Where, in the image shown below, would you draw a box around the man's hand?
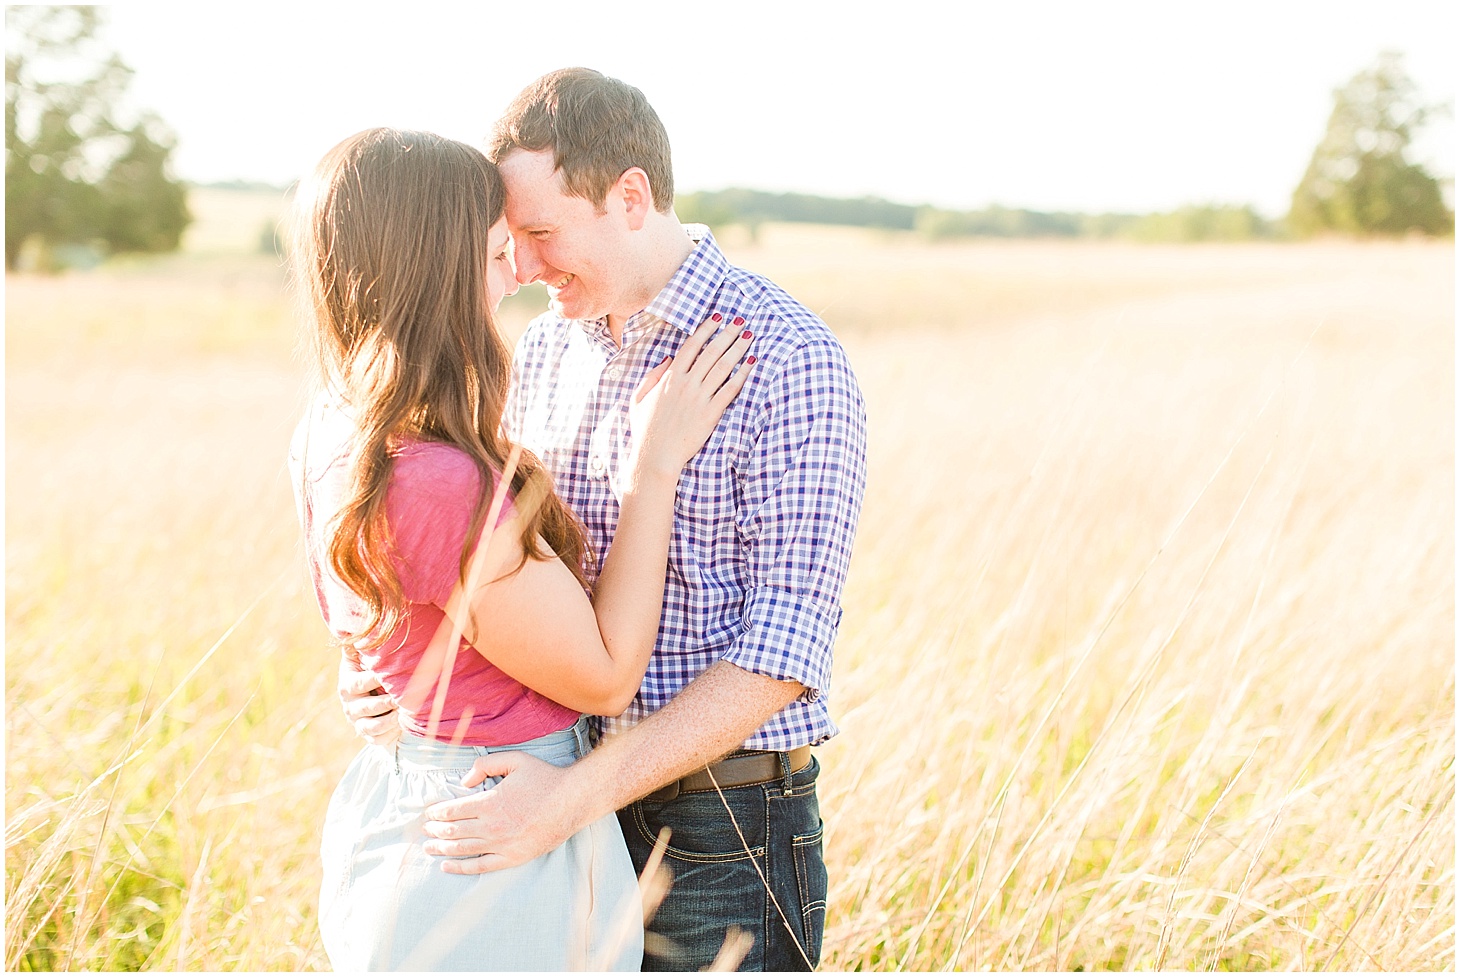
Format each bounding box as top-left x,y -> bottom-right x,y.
421,751 -> 589,874
417,663 -> 803,877
338,657 -> 401,746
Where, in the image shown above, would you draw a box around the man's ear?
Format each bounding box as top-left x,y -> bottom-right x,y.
615,167 -> 653,230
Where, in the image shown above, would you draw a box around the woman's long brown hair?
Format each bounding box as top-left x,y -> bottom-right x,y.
293,128 -> 588,651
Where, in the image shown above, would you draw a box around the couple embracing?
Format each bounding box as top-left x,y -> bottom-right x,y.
289,67 -> 867,971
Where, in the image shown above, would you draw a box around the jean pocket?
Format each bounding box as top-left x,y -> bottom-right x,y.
632,789 -> 768,863
792,820 -> 827,965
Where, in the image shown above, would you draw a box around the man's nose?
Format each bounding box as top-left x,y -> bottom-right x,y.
513,241 -> 543,285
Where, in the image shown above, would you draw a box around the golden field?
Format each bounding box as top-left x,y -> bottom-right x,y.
5,198 -> 1454,970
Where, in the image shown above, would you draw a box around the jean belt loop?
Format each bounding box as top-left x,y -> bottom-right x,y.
779,751 -> 794,796
575,716 -> 590,759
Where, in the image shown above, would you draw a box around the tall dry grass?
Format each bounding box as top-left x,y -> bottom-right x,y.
5,225 -> 1453,970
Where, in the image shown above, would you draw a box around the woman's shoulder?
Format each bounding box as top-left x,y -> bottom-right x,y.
386,441 -> 518,519
390,440 -> 485,497
392,439 -> 478,474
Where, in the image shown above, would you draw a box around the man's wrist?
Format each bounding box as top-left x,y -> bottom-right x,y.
540,666 -> 811,830
587,732 -> 641,799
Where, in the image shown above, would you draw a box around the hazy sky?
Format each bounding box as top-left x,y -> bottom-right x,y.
96,0 -> 1456,217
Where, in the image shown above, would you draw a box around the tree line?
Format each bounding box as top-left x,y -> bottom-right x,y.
677,190 -> 1281,243
686,52 -> 1450,243
4,8 -> 1452,270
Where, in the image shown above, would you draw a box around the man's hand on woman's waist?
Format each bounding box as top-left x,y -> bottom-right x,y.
418,661 -> 805,875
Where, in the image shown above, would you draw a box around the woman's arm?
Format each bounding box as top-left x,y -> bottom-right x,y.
440,319 -> 752,715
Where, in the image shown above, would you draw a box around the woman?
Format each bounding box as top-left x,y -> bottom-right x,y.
288,129 -> 752,971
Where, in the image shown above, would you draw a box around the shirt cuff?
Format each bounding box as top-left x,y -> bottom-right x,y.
721,587 -> 841,702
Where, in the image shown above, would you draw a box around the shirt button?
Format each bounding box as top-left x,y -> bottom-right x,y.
604,366 -> 623,381
590,457 -> 606,474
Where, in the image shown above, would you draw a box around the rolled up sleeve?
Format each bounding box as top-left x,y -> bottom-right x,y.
726,587 -> 843,697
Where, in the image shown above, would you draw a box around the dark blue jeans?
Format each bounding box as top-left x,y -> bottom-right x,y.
617,756 -> 826,972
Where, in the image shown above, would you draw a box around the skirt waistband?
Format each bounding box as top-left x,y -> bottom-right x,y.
394,715 -> 591,769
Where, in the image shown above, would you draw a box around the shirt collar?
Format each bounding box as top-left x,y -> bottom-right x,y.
567,224 -> 726,347
640,224 -> 728,336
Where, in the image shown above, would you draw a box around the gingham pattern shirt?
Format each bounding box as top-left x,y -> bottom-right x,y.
506,228 -> 867,750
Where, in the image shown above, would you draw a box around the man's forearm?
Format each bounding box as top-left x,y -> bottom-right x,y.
419,660 -> 806,873
570,660 -> 804,820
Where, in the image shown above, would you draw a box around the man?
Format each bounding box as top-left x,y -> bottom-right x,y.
342,67 -> 866,971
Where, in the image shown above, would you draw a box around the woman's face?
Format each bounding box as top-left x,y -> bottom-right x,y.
486,218 -> 519,312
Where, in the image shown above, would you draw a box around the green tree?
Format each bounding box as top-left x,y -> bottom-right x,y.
5,5 -> 190,269
1128,204 -> 1275,242
1288,52 -> 1453,237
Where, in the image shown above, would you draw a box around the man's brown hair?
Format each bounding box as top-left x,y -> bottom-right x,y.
489,67 -> 674,213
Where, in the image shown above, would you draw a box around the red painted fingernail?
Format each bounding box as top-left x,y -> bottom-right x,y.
711,313 -> 723,322
741,330 -> 753,340
747,355 -> 757,364
732,317 -> 745,327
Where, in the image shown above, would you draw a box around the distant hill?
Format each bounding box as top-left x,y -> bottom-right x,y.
195,179 -> 294,194
183,181 -> 1277,246
677,188 -> 1277,243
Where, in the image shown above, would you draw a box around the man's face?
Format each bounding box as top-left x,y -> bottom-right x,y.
498,149 -> 633,322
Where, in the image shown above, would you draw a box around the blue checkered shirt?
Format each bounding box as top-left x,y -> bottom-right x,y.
505,228 -> 867,750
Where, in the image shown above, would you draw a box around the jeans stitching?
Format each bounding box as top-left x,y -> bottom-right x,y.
791,821 -> 826,961
629,803 -> 768,863
765,776 -> 776,969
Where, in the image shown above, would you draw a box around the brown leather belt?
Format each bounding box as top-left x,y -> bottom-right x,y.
644,746 -> 812,803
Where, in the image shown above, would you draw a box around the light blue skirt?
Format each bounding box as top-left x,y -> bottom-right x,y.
319,717 -> 643,971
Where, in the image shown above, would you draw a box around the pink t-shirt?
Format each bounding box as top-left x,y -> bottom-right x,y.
290,397 -> 580,746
